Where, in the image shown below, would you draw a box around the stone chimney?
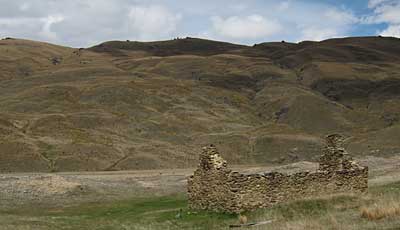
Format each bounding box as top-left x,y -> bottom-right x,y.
325,134 -> 345,149
319,134 -> 356,171
199,144 -> 227,171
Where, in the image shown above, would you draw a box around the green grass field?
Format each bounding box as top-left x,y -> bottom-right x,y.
1,181 -> 400,230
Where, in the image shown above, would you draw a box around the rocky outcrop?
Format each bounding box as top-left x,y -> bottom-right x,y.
187,135 -> 368,213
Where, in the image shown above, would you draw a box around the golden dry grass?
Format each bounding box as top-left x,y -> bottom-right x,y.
360,199 -> 400,220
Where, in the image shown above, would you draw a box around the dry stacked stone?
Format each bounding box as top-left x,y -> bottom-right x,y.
187,135 -> 368,213
319,134 -> 354,171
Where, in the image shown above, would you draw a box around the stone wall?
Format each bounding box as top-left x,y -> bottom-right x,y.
187,135 -> 368,213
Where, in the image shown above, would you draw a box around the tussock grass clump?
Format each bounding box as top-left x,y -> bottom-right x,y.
360,201 -> 400,220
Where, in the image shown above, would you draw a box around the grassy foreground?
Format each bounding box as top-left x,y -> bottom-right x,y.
1,182 -> 400,230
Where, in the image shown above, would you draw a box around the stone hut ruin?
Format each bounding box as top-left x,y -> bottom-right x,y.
187,134 -> 368,213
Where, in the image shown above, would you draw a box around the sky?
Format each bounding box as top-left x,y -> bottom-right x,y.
0,0 -> 399,47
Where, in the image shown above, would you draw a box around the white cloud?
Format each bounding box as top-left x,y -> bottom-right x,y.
128,5 -> 181,40
366,0 -> 400,37
197,2 -> 360,44
0,0 -> 372,46
229,3 -> 248,12
278,1 -> 290,11
39,15 -> 64,41
19,2 -> 30,11
324,9 -> 358,24
380,24 -> 400,37
211,15 -> 282,40
297,8 -> 357,41
368,0 -> 389,8
0,16 -> 63,42
368,1 -> 400,24
300,28 -> 339,41
0,1 -> 183,46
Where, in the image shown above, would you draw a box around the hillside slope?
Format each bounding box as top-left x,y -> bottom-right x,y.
0,36 -> 399,172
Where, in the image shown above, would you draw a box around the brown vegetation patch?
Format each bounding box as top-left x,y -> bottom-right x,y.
361,200 -> 400,220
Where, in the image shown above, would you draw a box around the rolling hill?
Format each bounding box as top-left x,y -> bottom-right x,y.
0,36 -> 399,172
